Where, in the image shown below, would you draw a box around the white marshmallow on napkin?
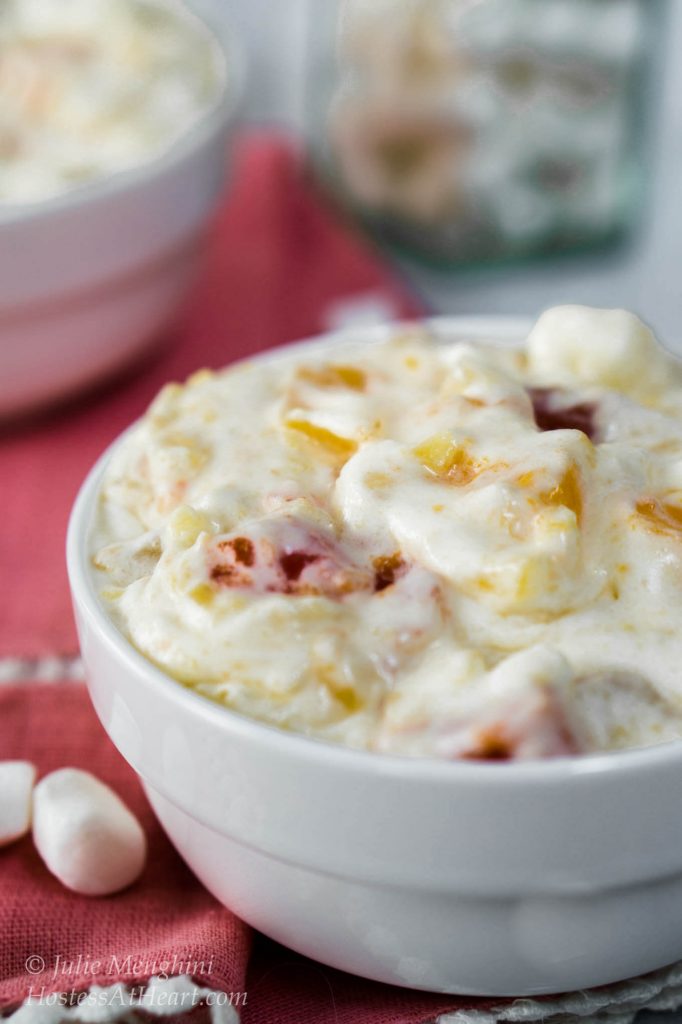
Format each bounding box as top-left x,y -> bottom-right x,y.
0,760 -> 36,846
32,768 -> 147,896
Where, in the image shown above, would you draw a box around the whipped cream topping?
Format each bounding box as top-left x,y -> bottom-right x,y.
92,307 -> 682,760
0,0 -> 224,205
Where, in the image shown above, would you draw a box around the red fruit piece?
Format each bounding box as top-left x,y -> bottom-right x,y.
207,517 -> 373,598
529,387 -> 597,441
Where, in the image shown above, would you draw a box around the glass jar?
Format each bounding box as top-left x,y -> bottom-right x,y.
305,0 -> 665,267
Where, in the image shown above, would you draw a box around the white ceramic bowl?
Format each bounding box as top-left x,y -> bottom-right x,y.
0,1 -> 243,419
67,319 -> 682,997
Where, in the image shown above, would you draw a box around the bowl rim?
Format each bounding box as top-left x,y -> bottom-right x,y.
67,313 -> 682,786
0,0 -> 245,228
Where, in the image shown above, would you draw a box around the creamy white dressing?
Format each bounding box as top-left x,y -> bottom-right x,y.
0,0 -> 224,205
92,307 -> 682,760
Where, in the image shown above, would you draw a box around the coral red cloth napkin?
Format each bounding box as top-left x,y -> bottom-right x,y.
0,131 -> 422,661
0,682 -> 494,1023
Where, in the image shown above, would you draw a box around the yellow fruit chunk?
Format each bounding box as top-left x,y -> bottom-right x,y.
413,432 -> 478,485
535,506 -> 578,535
474,558 -> 546,607
636,498 -> 682,536
515,558 -> 546,603
285,418 -> 358,458
540,464 -> 583,524
188,583 -> 214,606
364,471 -> 393,490
332,686 -> 364,713
298,364 -> 367,391
149,382 -> 182,427
168,505 -> 210,548
186,368 -> 214,387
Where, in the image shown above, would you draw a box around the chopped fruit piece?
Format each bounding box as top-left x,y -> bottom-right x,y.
298,364 -> 367,391
280,551 -> 319,582
167,505 -> 210,548
285,419 -> 358,459
413,432 -> 479,484
446,650 -> 579,760
567,670 -> 682,751
331,686 -> 364,713
148,382 -> 182,427
189,583 -> 214,606
207,516 -> 372,598
364,471 -> 393,490
457,694 -> 577,761
210,536 -> 258,587
232,536 -> 255,566
514,558 -> 545,603
210,561 -> 250,588
540,464 -> 583,523
529,387 -> 598,441
187,369 -> 214,387
92,533 -> 161,587
635,498 -> 682,537
461,728 -> 512,761
534,506 -> 578,536
376,648 -> 579,761
372,553 -> 407,592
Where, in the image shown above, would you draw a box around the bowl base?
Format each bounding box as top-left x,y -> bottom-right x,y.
144,781 -> 682,997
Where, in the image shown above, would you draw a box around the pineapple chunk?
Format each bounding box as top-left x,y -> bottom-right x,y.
188,583 -> 215,606
167,505 -> 210,548
413,432 -> 478,485
148,382 -> 182,427
475,555 -> 553,611
540,464 -> 583,523
635,498 -> 682,537
187,368 -> 215,388
534,505 -> 578,536
285,418 -> 358,459
298,363 -> 367,391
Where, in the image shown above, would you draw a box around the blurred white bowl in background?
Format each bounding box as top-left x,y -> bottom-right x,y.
0,0 -> 244,420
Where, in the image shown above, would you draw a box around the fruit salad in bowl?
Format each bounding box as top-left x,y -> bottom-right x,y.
0,0 -> 242,417
69,308 -> 682,995
90,305 -> 682,762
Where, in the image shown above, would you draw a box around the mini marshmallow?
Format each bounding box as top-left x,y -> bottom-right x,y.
32,768 -> 146,896
527,305 -> 662,395
0,761 -> 36,847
